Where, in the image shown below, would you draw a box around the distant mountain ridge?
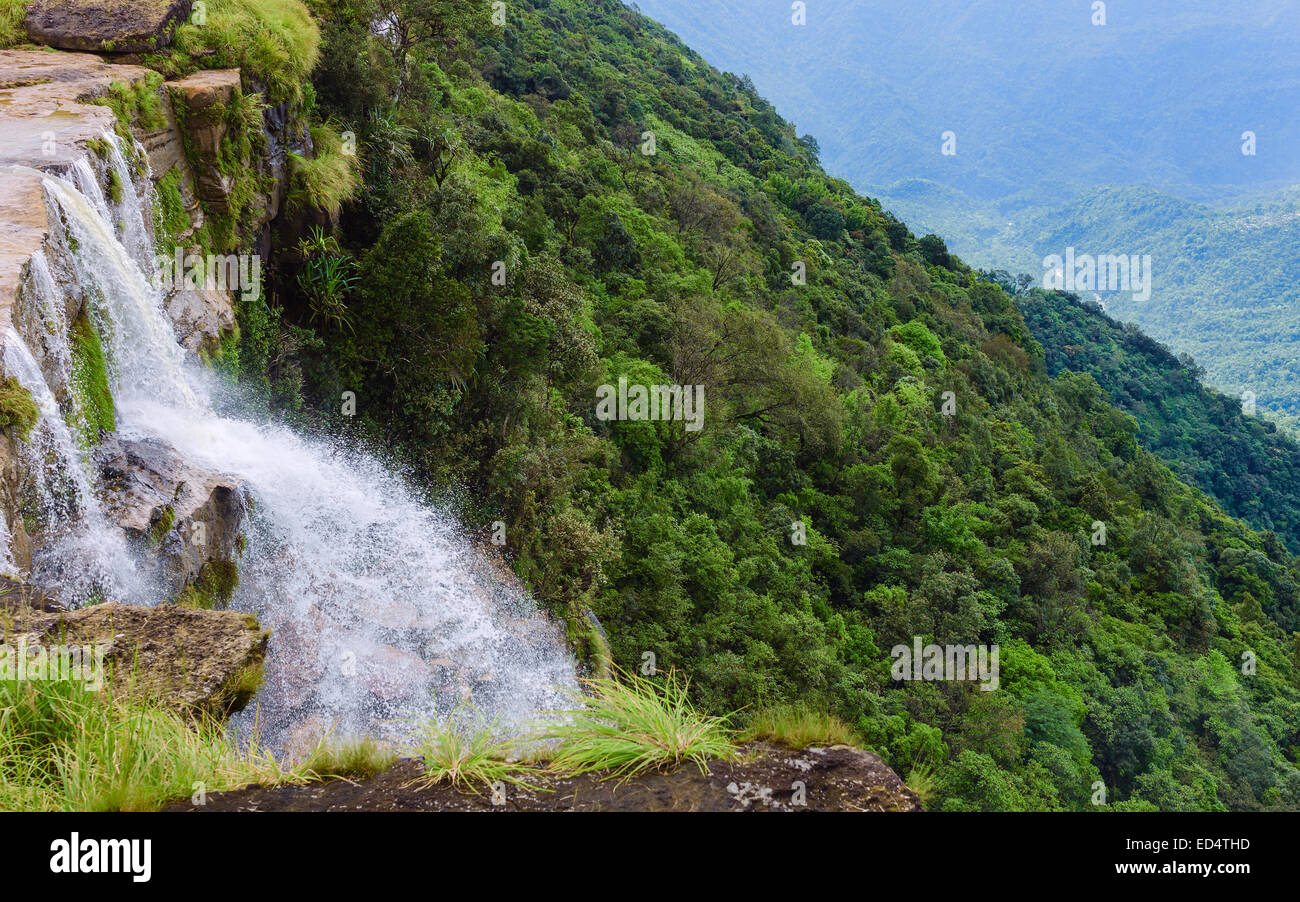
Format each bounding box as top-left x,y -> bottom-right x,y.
630,0 -> 1300,423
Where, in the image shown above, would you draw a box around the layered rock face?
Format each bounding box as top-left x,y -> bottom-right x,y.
167,744 -> 924,812
0,50 -> 244,587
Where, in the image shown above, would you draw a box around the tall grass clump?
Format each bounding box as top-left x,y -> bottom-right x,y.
741,703 -> 861,749
301,735 -> 396,780
288,124 -> 359,219
166,0 -> 321,104
406,710 -> 540,793
0,0 -> 27,49
542,669 -> 736,780
0,678 -> 309,811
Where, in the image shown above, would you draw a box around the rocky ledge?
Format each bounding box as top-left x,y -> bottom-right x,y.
167,744 -> 921,812
0,587 -> 267,718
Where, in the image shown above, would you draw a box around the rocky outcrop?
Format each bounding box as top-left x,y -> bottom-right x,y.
166,287 -> 237,354
0,596 -> 268,717
24,1 -> 193,54
166,743 -> 923,812
167,69 -> 242,211
96,436 -> 247,598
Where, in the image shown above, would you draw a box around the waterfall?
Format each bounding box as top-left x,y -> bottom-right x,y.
3,138 -> 579,750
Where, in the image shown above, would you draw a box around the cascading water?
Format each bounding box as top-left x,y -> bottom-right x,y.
2,136 -> 579,749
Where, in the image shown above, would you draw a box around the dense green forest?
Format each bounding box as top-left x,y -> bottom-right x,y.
198,0 -> 1300,810
1008,282 -> 1300,556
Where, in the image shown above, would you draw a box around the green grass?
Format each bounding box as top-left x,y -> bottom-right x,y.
406,712 -> 542,793
0,678 -> 310,811
68,314 -> 115,448
162,0 -> 321,105
0,376 -> 38,441
904,763 -> 937,810
541,669 -> 737,780
301,736 -> 396,780
153,169 -> 192,253
95,73 -> 168,142
287,124 -> 358,218
0,0 -> 27,49
741,704 -> 862,749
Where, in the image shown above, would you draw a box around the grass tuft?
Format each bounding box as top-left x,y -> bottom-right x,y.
407,710 -> 541,793
165,0 -> 321,106
288,124 -> 358,219
904,762 -> 937,810
0,376 -> 39,441
541,668 -> 737,780
741,703 -> 861,749
0,0 -> 26,49
302,736 -> 396,780
68,313 -> 115,448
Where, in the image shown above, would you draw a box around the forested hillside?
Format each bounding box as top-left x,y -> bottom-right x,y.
205,0 -> 1300,810
1014,283 -> 1300,555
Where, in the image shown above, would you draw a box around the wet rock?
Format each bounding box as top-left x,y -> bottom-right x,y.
0,599 -> 267,717
0,575 -> 60,612
165,286 -> 235,354
355,638 -> 431,702
96,435 -> 246,596
24,1 -> 193,54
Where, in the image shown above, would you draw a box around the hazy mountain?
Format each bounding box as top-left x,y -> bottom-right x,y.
630,0 -> 1300,419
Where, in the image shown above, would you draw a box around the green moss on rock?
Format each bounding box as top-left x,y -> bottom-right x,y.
177,559 -> 240,610
0,376 -> 39,441
69,313 -> 116,447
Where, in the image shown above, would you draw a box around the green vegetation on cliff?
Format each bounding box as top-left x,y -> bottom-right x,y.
0,376 -> 38,441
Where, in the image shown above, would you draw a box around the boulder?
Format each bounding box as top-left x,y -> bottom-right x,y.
96,435 -> 247,597
24,1 -> 194,54
0,599 -> 268,717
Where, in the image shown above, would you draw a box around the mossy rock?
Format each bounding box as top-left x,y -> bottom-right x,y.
0,376 -> 38,441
